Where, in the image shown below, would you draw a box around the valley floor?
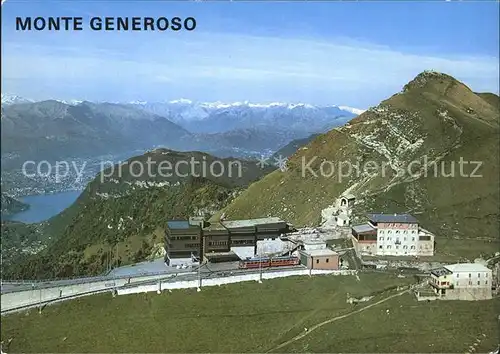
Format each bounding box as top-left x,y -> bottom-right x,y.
1,273 -> 498,353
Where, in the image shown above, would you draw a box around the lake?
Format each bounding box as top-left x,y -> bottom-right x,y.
4,190 -> 82,223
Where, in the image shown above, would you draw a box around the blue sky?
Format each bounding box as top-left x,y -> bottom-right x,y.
2,0 -> 499,108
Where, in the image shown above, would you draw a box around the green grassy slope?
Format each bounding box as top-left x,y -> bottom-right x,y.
1,221 -> 46,269
476,92 -> 500,109
279,293 -> 499,353
217,72 -> 500,257
272,133 -> 321,159
1,273 -> 498,353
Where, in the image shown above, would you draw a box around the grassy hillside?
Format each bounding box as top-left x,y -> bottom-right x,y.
476,92 -> 500,109
217,71 -> 500,258
3,149 -> 273,279
1,273 -> 498,353
1,221 -> 46,269
272,133 -> 321,159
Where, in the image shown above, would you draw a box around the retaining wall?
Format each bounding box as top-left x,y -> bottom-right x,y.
1,272 -> 191,312
117,269 -> 356,296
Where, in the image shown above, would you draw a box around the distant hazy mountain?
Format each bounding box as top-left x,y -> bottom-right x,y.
1,97 -> 362,195
1,94 -> 85,107
1,94 -> 34,106
129,100 -> 360,135
271,133 -> 321,159
192,128 -> 304,157
1,100 -> 191,168
1,97 -> 362,161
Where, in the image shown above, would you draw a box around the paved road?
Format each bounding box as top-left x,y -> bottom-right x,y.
0,268 -> 187,294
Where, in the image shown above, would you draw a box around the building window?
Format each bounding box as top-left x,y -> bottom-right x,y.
469,273 -> 471,278
326,258 -> 329,263
486,280 -> 488,285
486,273 -> 488,278
380,237 -> 384,241
403,245 -> 407,249
412,237 -> 415,241
410,246 -> 415,249
478,273 -> 480,278
404,230 -> 408,234
380,230 -> 384,234
379,245 -> 383,249
457,274 -> 459,278
185,243 -> 200,248
316,259 -> 319,264
396,246 -> 399,249
404,237 -> 407,241
387,245 -> 391,249
477,281 -> 480,285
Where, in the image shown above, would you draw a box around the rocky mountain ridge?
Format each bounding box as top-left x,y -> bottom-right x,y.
216,71 -> 499,260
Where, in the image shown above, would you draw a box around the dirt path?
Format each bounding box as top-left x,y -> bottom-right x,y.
267,286 -> 415,353
269,291 -> 342,351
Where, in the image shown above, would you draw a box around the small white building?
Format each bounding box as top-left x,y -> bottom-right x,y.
302,240 -> 327,251
335,214 -> 350,227
337,193 -> 356,211
321,193 -> 355,228
429,263 -> 492,301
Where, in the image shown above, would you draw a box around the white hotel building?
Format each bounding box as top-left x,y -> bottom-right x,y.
351,213 -> 435,257
429,263 -> 492,300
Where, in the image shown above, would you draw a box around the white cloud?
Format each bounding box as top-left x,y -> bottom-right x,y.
1,31 -> 498,105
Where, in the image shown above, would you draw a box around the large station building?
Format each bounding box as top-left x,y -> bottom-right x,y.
165,217 -> 292,266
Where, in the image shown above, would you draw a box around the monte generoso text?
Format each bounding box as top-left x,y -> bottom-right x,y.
15,16 -> 197,31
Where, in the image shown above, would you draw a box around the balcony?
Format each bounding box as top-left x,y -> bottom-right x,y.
429,278 -> 452,289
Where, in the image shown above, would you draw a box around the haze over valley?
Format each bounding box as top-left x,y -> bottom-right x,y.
1,94 -> 358,198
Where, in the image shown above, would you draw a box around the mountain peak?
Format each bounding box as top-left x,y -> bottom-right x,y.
1,93 -> 34,105
402,70 -> 461,93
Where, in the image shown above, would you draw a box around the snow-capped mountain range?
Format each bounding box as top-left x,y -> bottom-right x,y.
1,94 -> 85,107
1,93 -> 365,135
1,94 -> 35,105
2,94 -> 365,116
125,99 -> 365,134
129,98 -> 364,120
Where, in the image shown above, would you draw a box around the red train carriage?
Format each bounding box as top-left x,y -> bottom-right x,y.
270,256 -> 300,267
239,255 -> 299,269
239,257 -> 270,269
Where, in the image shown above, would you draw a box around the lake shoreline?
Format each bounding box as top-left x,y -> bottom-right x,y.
2,190 -> 82,224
